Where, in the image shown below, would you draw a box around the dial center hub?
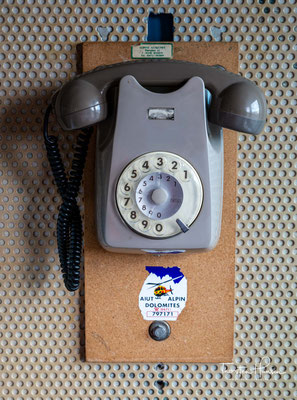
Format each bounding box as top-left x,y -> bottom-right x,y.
135,172 -> 183,220
151,188 -> 168,205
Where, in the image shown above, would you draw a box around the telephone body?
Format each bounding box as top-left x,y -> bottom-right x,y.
52,60 -> 266,256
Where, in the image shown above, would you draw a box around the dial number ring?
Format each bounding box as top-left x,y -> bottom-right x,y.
116,152 -> 203,239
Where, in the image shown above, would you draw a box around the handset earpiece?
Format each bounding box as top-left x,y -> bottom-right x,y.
208,81 -> 267,135
52,78 -> 107,131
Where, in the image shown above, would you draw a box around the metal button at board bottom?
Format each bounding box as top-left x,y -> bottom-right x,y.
149,320 -> 171,341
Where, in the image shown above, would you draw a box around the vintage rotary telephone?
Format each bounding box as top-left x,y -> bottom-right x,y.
43,60 -> 266,291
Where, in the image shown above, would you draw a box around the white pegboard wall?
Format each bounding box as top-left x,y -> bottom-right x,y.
0,1 -> 296,399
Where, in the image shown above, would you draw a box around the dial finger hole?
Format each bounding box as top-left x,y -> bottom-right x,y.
168,159 -> 180,172
127,210 -> 139,223
179,168 -> 191,182
120,196 -> 133,210
139,159 -> 151,172
121,181 -> 133,195
127,167 -> 139,181
153,155 -> 167,169
138,219 -> 151,232
154,222 -> 165,236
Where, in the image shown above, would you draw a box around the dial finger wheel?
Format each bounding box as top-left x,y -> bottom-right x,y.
116,152 -> 203,239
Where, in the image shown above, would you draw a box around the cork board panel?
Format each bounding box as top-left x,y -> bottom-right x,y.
83,42 -> 238,363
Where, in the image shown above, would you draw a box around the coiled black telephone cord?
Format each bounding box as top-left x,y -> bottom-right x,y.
43,105 -> 93,291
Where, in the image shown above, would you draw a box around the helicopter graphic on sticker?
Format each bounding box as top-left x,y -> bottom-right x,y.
139,266 -> 187,321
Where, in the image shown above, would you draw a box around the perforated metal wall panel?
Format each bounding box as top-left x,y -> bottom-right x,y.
0,1 -> 296,399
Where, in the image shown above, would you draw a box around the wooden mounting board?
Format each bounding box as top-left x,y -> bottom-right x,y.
82,42 -> 238,363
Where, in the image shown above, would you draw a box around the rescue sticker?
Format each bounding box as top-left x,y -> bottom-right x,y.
131,43 -> 173,59
139,266 -> 187,321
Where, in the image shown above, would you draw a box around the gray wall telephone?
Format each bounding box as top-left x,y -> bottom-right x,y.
44,60 -> 266,290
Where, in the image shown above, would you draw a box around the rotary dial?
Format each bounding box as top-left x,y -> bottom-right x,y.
116,152 -> 203,239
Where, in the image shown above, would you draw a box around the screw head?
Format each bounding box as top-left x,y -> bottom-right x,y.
149,321 -> 171,341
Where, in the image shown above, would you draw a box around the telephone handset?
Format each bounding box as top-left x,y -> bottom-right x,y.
44,60 -> 266,290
